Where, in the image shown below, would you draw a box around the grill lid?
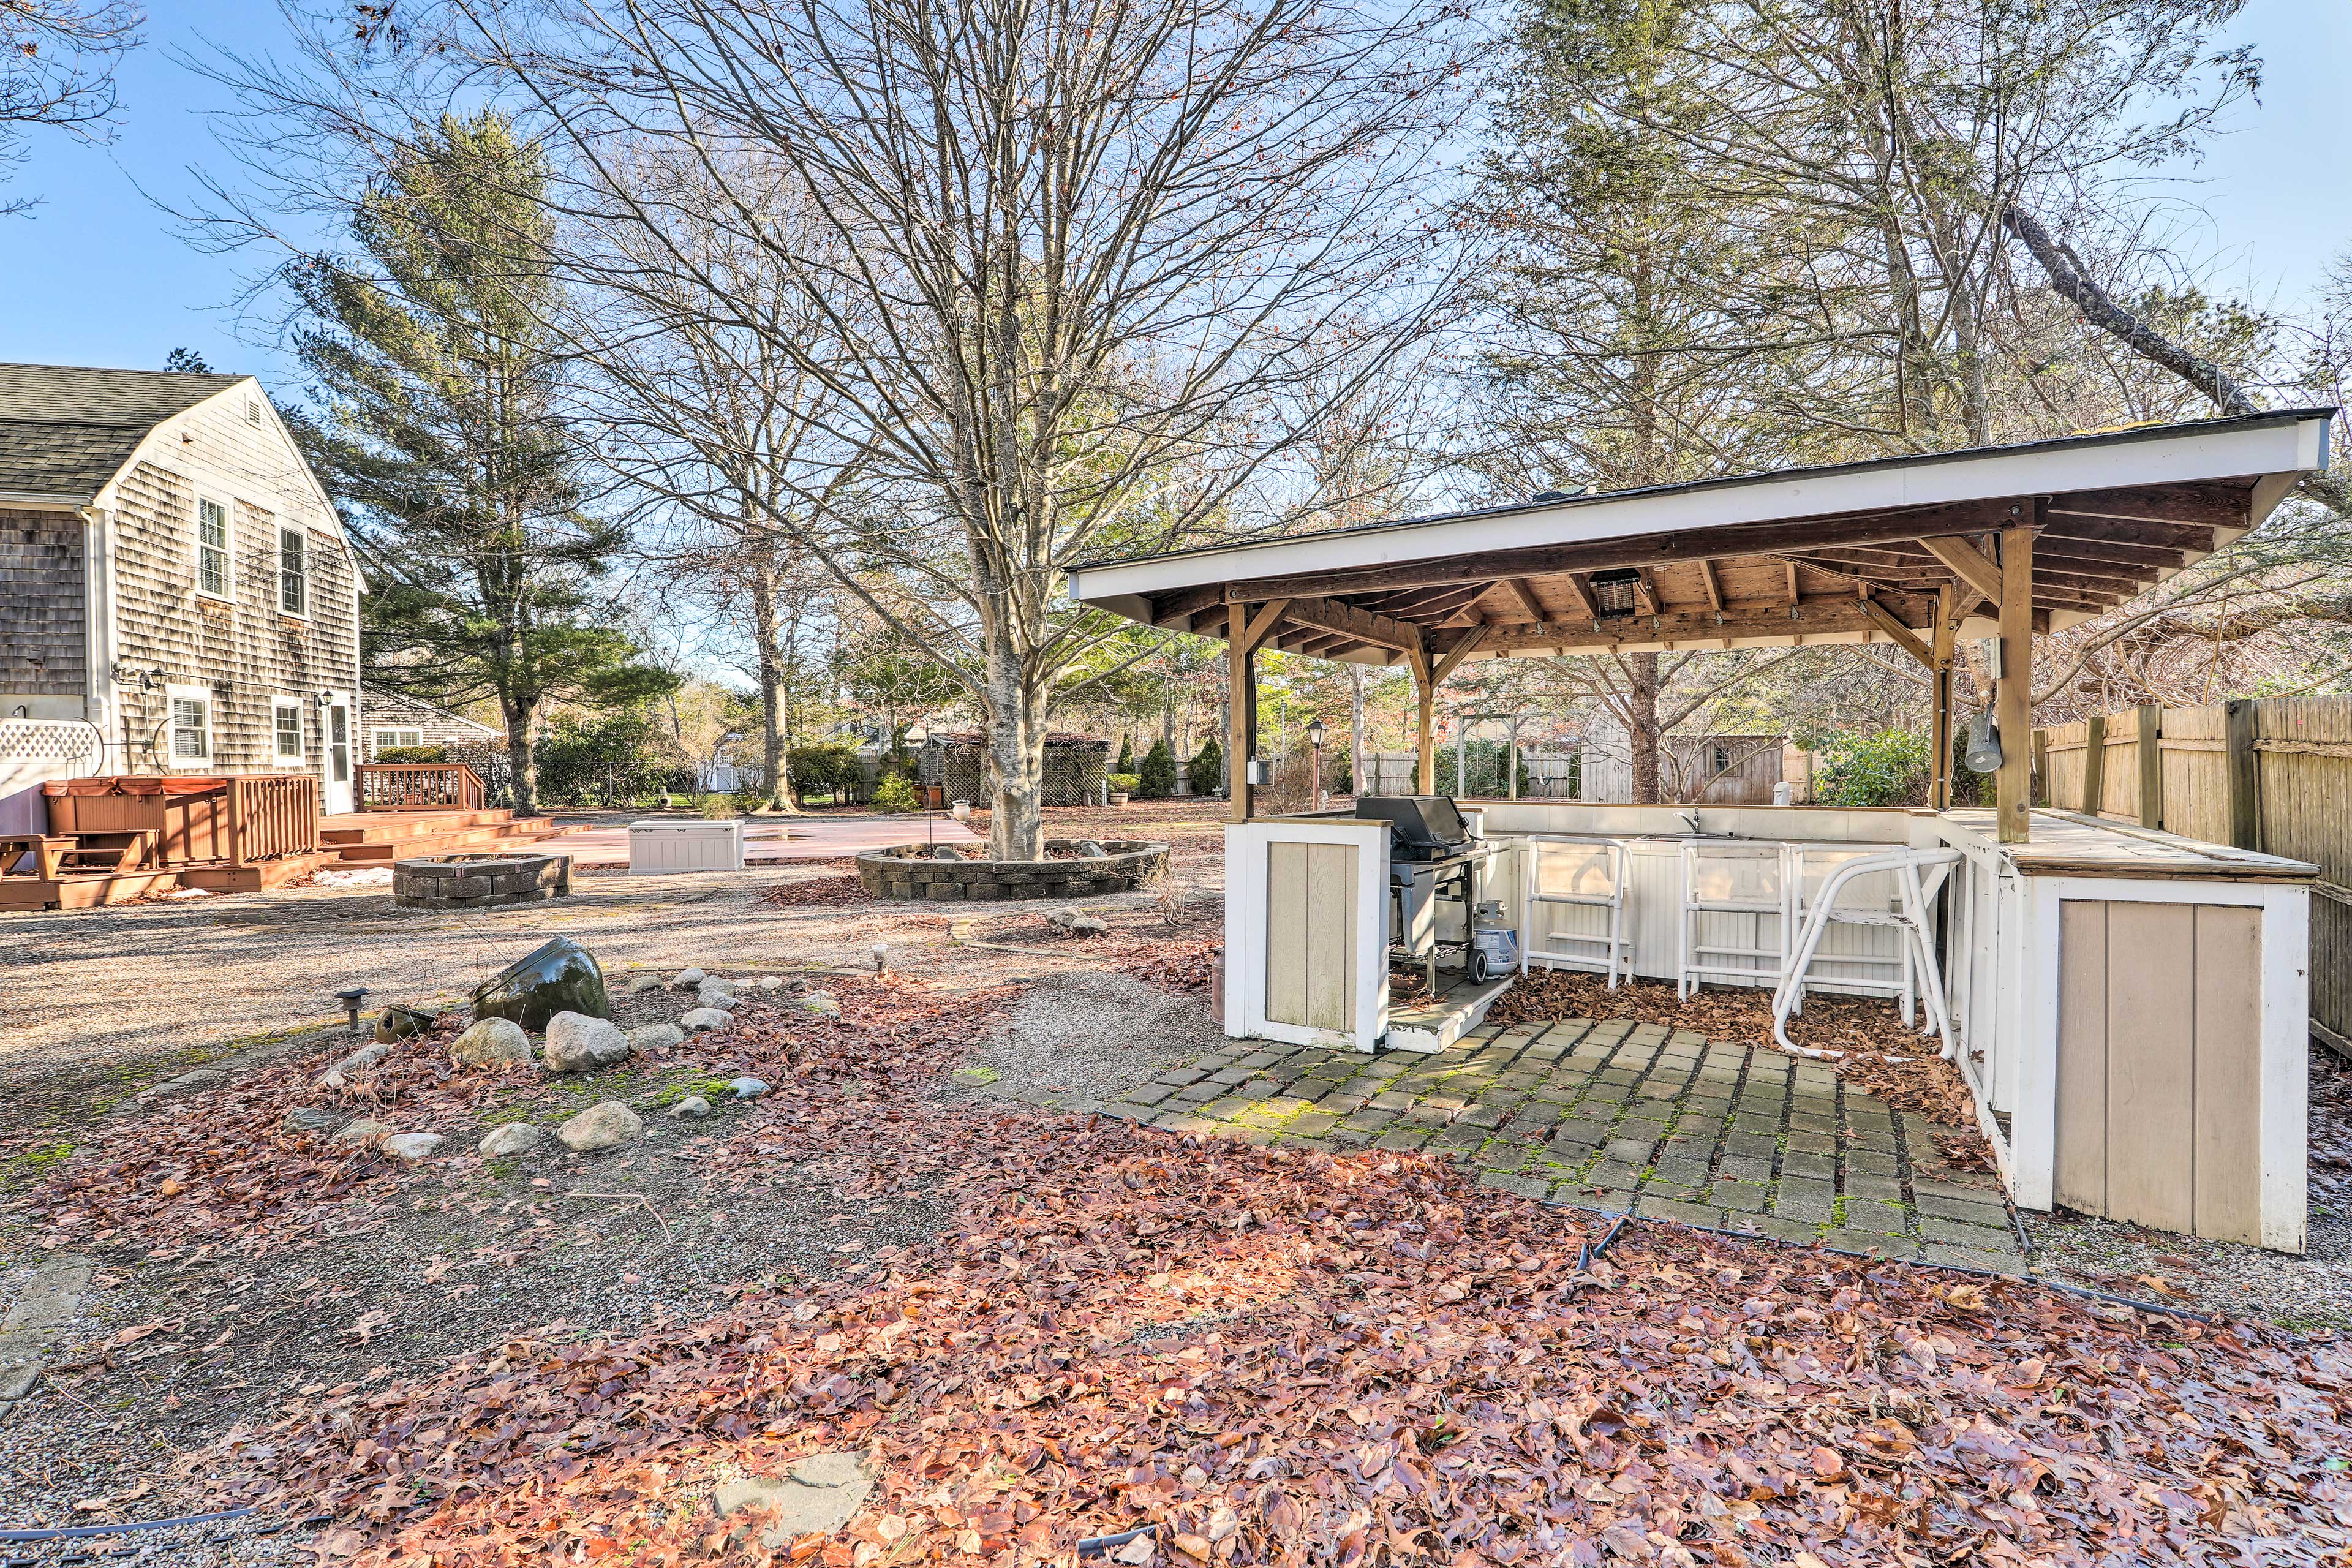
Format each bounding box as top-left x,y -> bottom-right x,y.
1357,795 -> 1472,859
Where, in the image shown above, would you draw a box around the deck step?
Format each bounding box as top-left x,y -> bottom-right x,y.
325,821 -> 584,864
0,869 -> 184,910
318,808 -> 538,845
176,851 -> 340,893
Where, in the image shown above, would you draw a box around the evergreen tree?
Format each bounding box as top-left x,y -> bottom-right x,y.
1186,737 -> 1224,797
1116,736 -> 1135,773
290,111 -> 670,812
1136,739 -> 1177,800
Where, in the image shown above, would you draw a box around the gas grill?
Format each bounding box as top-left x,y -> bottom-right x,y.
1357,796 -> 1499,987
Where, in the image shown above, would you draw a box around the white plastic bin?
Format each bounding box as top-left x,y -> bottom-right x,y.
628,818 -> 745,875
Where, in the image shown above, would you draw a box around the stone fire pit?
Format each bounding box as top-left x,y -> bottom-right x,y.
394,851 -> 573,910
855,839 -> 1169,901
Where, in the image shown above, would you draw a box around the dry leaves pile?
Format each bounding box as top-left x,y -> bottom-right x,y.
2312,1046 -> 2352,1214
16,1016 -> 526,1259
1117,937 -> 1221,995
210,1110 -> 2352,1567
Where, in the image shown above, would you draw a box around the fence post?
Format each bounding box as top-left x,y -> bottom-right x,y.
2030,729 -> 2050,807
2080,715 -> 2106,815
2136,703 -> 2163,830
2225,698 -> 2261,851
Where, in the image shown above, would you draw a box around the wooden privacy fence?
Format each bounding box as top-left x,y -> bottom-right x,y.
2036,696 -> 2352,1055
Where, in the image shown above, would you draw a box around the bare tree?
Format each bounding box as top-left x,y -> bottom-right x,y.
0,0 -> 140,216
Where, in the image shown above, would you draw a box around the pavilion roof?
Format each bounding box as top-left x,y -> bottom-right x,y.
1066,410 -> 2334,667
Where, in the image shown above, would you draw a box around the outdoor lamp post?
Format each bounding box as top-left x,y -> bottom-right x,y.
334,986 -> 371,1038
1306,718 -> 1327,810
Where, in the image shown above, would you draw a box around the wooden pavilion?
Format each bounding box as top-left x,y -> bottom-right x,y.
1068,409 -> 2334,842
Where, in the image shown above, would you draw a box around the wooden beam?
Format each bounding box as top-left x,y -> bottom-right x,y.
1928,584 -> 1957,810
1238,598 -> 1291,655
2047,483 -> 2249,530
1550,573 -> 1597,620
1224,499 -> 2029,601
1920,534 -> 2004,605
1148,583 -> 1227,627
1228,614 -> 1254,823
1631,567 -> 1660,615
1996,522 -> 2037,843
1698,559 -> 1724,611
1783,560 -> 1800,604
1427,594 -> 1939,655
1857,595 -> 1934,668
1275,595 -> 1422,654
1429,624 -> 1489,684
1409,638 -> 1436,792
1506,578 -> 1548,623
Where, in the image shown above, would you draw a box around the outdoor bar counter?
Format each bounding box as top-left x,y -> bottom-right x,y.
1227,800 -> 2318,1250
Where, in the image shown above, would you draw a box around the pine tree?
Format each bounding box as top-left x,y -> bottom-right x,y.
1186,737 -> 1224,797
290,111 -> 671,812
1137,739 -> 1177,799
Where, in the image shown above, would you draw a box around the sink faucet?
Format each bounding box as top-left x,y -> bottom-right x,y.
1679,809 -> 1703,835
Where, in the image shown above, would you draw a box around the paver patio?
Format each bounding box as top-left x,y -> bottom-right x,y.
1084,1017 -> 2025,1273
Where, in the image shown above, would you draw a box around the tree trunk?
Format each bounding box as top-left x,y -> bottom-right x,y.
1626,652 -> 1662,805
982,644 -> 1048,859
503,695 -> 538,815
747,565 -> 801,813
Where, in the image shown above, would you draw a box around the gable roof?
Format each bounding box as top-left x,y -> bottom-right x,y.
0,362 -> 252,505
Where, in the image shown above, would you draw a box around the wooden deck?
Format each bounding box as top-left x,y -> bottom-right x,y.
0,806 -> 585,911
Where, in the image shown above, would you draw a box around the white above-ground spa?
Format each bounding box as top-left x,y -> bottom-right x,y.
1071,410 -> 2334,1252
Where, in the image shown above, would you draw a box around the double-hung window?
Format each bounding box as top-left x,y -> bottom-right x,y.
168,687 -> 212,763
373,727 -> 423,753
197,498 -> 231,600
274,698 -> 306,763
277,525 -> 308,616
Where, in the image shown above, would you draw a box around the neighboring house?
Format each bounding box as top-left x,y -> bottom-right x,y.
360,693 -> 503,761
0,363 -> 363,832
1579,715 -> 1785,804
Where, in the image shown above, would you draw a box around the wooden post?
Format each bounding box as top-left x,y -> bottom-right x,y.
2136,702 -> 2163,830
1928,585 -> 1956,810
2081,715 -> 2106,816
1227,608 -> 1254,823
1412,656 -> 1435,793
1996,521 -> 2035,843
2225,698 -> 2260,850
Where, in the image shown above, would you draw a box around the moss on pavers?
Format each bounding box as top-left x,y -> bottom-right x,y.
1479,1171 -> 1553,1200
1821,1228 -> 1921,1259
1915,1193 -> 2013,1225
1727,1215 -> 1823,1246
1636,1196 -> 1724,1227
1841,1197 -> 1909,1235
1919,1215 -> 2021,1250
1924,1243 -> 2027,1275
1711,1180 -> 1768,1213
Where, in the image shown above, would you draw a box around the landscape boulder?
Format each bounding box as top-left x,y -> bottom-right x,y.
373,1003 -> 437,1043
321,1042 -> 391,1088
801,992 -> 840,1016
472,937 -> 608,1033
451,1017 -> 532,1068
930,845 -> 963,861
668,1096 -> 714,1119
333,1118 -> 396,1145
729,1077 -> 770,1099
282,1107 -> 341,1134
1072,840 -> 1106,858
557,1101 -> 644,1152
478,1122 -> 545,1157
380,1132 -> 445,1162
680,1007 -> 733,1033
672,967 -> 707,990
696,979 -> 741,1009
543,1012 -> 633,1073
628,1022 -> 685,1053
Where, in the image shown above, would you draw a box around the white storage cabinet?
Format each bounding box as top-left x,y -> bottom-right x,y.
628,818 -> 745,875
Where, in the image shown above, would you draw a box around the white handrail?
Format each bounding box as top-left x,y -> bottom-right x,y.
1771,848 -> 1961,1061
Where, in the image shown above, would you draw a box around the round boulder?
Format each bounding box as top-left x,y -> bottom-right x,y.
729,1077 -> 770,1099
628,1022 -> 686,1054
380,1132 -> 445,1162
668,1095 -> 714,1119
672,967 -> 707,990
557,1101 -> 644,1153
680,1007 -> 734,1033
451,1017 -> 532,1068
543,1011 -> 634,1073
478,1121 -> 545,1158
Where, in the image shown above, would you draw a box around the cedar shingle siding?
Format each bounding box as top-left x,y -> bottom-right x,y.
0,507 -> 84,695
0,364 -> 360,778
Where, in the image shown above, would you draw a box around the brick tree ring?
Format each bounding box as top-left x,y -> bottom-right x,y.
854,840 -> 1171,901
393,851 -> 573,910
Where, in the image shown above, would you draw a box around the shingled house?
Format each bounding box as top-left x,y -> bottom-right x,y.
0,363 -> 363,831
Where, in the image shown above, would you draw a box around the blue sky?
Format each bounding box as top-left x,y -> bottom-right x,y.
0,0 -> 2345,393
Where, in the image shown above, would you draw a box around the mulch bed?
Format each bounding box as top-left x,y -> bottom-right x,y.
202,1102 -> 2352,1566
1116,935 -> 1220,995
760,875 -> 875,909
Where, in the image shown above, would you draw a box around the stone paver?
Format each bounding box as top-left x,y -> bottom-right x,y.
1101,1018 -> 2024,1270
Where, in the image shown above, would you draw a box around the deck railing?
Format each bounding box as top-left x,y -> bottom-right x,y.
355,761 -> 486,813
228,774 -> 322,860
43,773 -> 320,865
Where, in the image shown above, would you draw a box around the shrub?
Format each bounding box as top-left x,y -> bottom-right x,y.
786,743 -> 861,802
1814,728 -> 1932,807
1185,737 -> 1223,796
1115,736 -> 1134,772
870,773 -> 919,812
699,790 -> 745,819
1137,739 -> 1178,799
375,744 -> 449,764
1108,772 -> 1142,796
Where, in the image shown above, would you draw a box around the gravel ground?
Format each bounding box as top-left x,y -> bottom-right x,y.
945,969 -> 1227,1107
2024,1042 -> 2352,1332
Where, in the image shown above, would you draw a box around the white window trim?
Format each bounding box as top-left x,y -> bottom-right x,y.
195,494 -> 234,604
372,727 -> 424,753
165,683 -> 215,769
273,696 -> 307,764
277,523 -> 309,619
